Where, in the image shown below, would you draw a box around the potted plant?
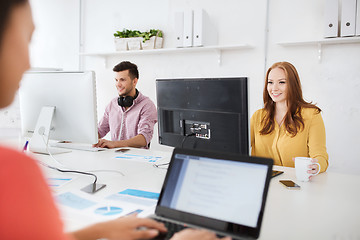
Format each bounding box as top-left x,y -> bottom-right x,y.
114,29 -> 128,51
114,29 -> 164,51
114,29 -> 143,51
141,29 -> 164,50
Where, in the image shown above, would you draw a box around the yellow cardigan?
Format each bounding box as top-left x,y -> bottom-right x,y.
250,108 -> 329,173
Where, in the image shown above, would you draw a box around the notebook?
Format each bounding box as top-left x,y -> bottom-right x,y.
150,148 -> 273,240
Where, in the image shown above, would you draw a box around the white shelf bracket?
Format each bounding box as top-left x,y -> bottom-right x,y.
317,43 -> 322,63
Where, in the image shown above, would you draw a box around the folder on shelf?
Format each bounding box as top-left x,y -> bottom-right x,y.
356,0 -> 360,35
183,10 -> 193,47
340,0 -> 357,36
324,0 -> 339,38
174,11 -> 184,48
193,9 -> 218,47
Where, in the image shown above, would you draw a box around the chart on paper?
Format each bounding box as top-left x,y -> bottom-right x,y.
56,192 -> 97,210
47,177 -> 75,189
94,206 -> 123,216
107,189 -> 159,206
115,153 -> 163,163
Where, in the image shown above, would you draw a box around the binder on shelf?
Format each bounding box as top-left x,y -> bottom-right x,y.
193,9 -> 218,47
324,0 -> 339,38
174,11 -> 184,48
183,10 -> 193,47
340,0 -> 357,36
356,0 -> 360,35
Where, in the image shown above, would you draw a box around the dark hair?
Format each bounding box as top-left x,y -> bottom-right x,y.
0,0 -> 28,49
260,61 -> 321,137
113,61 -> 139,79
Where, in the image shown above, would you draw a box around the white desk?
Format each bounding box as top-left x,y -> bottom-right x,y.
33,147 -> 171,231
264,166 -> 360,240
31,148 -> 360,240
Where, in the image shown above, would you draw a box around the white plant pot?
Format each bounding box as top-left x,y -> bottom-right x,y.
127,37 -> 142,50
141,36 -> 156,50
114,38 -> 128,51
155,37 -> 163,49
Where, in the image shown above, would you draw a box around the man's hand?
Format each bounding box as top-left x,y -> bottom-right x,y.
93,139 -> 118,149
93,135 -> 147,149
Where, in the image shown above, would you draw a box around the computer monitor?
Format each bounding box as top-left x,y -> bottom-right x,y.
156,77 -> 249,154
19,71 -> 98,154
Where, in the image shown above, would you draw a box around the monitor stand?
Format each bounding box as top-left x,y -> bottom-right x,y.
29,106 -> 70,155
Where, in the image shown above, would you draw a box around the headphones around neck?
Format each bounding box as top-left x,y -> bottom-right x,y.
118,89 -> 139,108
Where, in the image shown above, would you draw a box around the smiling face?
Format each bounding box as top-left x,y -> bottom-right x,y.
115,70 -> 138,97
0,1 -> 34,108
267,67 -> 288,105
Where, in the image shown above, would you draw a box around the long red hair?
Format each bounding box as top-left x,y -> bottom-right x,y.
260,62 -> 321,136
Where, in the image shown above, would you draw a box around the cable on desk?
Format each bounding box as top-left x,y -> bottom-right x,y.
42,135 -> 67,168
87,169 -> 125,176
37,160 -> 98,184
153,133 -> 196,169
40,134 -> 125,176
37,134 -> 117,192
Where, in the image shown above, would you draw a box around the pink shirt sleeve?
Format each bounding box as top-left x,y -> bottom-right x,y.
137,98 -> 157,145
98,103 -> 111,139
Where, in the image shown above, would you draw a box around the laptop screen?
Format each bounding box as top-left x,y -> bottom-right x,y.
158,152 -> 270,229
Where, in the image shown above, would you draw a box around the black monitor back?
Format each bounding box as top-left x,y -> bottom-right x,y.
156,77 -> 249,154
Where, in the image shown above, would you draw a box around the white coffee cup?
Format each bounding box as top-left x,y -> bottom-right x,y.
295,157 -> 321,182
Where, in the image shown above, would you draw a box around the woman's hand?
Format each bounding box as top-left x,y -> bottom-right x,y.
308,158 -> 319,180
171,228 -> 232,240
71,215 -> 167,240
292,157 -> 320,181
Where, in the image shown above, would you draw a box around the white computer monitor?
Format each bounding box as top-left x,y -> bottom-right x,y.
19,71 -> 98,154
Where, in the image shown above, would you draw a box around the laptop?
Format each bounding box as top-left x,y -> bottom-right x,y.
150,148 -> 273,240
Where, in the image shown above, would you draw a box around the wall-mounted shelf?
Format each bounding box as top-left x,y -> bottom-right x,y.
80,44 -> 253,67
277,37 -> 360,62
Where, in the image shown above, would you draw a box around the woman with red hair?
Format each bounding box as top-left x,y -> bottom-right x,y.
251,62 -> 329,177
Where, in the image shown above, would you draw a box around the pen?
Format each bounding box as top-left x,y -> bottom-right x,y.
23,140 -> 29,152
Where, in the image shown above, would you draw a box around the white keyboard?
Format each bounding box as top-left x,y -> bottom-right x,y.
50,142 -> 105,152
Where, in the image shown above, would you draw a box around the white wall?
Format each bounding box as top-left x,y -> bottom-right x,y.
0,0 -> 80,137
2,0 -> 359,175
267,0 -> 360,174
29,0 -> 80,70
82,0 -> 268,154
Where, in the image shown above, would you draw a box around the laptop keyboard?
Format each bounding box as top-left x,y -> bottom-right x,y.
151,218 -> 229,240
151,219 -> 188,240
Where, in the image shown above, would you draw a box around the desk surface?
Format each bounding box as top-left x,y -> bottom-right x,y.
31,147 -> 360,240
